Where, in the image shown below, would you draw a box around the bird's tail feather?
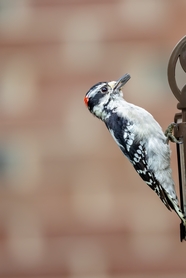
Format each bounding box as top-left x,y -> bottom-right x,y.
167,193 -> 186,226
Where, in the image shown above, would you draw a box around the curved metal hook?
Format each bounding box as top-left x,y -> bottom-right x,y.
168,36 -> 186,109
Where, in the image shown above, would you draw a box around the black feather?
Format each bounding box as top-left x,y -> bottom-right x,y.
105,113 -> 173,210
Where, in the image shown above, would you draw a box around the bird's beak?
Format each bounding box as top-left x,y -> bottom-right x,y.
108,73 -> 131,91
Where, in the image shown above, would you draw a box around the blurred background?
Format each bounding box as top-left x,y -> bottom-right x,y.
0,0 -> 186,277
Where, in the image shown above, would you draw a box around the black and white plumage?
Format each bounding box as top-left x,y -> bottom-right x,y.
84,73 -> 186,225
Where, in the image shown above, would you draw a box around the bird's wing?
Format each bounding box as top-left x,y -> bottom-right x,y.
106,115 -> 173,211
125,140 -> 173,211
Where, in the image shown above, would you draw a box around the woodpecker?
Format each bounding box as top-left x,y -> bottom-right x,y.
84,73 -> 186,225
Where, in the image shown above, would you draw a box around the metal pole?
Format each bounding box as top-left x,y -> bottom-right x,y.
168,35 -> 186,241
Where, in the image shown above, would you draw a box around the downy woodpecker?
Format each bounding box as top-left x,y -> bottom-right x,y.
84,73 -> 186,225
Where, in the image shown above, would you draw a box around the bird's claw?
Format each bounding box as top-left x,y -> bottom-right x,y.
165,122 -> 182,144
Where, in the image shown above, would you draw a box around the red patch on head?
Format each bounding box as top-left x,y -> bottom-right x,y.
84,96 -> 89,107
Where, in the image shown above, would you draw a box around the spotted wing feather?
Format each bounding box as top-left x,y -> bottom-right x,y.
127,141 -> 174,210
105,114 -> 173,210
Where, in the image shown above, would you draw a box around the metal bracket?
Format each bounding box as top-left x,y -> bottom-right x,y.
168,36 -> 186,241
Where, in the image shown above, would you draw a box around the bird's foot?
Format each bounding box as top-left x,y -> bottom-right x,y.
164,122 -> 182,144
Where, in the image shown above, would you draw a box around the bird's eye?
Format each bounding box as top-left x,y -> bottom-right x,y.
101,86 -> 108,93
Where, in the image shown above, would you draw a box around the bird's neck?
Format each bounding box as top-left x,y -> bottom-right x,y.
101,96 -> 125,121
93,96 -> 127,121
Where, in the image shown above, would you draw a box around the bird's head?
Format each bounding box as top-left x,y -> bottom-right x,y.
84,73 -> 131,119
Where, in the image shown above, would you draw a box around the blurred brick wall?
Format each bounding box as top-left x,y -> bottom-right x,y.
0,0 -> 186,277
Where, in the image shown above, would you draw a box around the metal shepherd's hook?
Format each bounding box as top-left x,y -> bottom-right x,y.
168,35 -> 186,241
